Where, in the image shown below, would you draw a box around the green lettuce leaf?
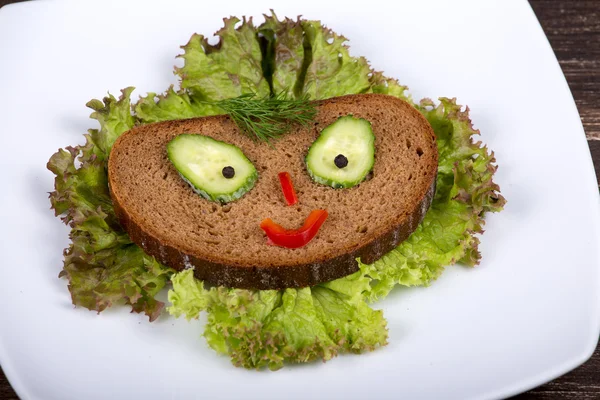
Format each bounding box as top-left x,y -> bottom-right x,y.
134,86 -> 220,124
48,89 -> 172,321
258,13 -> 305,98
168,270 -> 387,370
176,17 -> 270,101
359,201 -> 478,300
85,87 -> 136,158
300,20 -> 371,99
367,70 -> 412,102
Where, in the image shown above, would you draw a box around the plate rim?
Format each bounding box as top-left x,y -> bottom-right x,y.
0,1 -> 599,399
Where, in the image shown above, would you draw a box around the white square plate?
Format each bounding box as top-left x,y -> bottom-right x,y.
1,0 -> 599,399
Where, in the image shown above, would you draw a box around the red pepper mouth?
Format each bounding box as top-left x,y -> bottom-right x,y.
259,172 -> 328,249
260,210 -> 329,249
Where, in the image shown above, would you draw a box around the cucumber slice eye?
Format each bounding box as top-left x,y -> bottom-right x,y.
167,134 -> 258,203
306,115 -> 375,189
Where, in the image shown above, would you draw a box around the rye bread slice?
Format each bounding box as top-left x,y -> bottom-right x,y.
108,94 -> 438,289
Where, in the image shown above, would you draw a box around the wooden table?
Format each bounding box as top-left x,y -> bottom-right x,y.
0,1 -> 598,398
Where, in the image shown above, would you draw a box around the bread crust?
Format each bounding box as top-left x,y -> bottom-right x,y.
109,94 -> 438,289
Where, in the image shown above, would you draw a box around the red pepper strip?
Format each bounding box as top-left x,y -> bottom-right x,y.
278,171 -> 298,206
260,209 -> 329,248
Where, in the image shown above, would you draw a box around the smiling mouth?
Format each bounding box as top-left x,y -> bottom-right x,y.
259,172 -> 328,249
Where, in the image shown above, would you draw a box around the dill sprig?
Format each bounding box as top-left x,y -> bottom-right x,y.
212,93 -> 317,142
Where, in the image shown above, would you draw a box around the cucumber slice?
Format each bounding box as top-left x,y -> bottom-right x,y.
306,115 -> 375,189
167,134 -> 258,203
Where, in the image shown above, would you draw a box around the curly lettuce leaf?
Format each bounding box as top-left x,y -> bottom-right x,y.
258,13 -> 305,98
176,17 -> 270,101
359,97 -> 506,300
48,89 -> 172,321
169,270 -> 387,370
134,86 -> 220,124
367,71 -> 411,102
300,20 -> 371,99
48,14 -> 505,370
85,87 -> 136,158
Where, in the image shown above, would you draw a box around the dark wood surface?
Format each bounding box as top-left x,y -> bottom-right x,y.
0,0 -> 598,398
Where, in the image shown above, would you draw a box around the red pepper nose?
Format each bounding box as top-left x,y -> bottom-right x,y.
278,172 -> 298,206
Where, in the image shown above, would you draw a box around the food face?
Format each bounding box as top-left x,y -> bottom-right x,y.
108,95 -> 438,289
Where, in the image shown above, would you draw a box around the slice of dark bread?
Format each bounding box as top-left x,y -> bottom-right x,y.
108,94 -> 438,289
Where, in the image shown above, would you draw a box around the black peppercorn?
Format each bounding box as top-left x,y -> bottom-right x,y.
334,154 -> 348,169
222,166 -> 235,179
